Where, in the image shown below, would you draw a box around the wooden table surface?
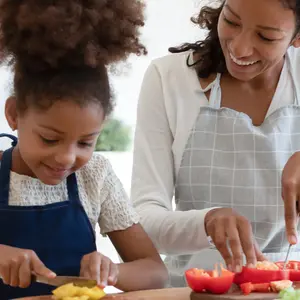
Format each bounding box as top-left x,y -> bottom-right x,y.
15,287 -> 191,300
13,286 -> 286,300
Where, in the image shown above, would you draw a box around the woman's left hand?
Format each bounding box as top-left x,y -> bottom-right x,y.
282,152 -> 300,245
80,251 -> 119,288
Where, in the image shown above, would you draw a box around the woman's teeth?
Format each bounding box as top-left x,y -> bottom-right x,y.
230,53 -> 258,66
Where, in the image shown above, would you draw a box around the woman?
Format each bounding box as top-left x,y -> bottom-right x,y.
131,0 -> 300,287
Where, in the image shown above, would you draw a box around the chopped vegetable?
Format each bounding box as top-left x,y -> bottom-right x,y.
256,261 -> 280,270
270,280 -> 293,292
52,283 -> 106,300
234,266 -> 288,285
276,261 -> 300,282
185,264 -> 234,294
239,280 -> 293,295
240,282 -> 270,295
279,287 -> 300,299
234,261 -> 289,285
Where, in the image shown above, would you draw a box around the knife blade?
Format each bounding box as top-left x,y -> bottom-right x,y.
283,213 -> 299,270
32,275 -> 97,288
283,244 -> 293,270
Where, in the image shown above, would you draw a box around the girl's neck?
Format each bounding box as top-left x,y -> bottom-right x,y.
11,147 -> 36,178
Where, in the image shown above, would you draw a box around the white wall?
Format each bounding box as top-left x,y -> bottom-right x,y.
112,0 -> 206,127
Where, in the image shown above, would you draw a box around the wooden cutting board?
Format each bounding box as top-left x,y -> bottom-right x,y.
190,291 -> 280,299
190,282 -> 300,299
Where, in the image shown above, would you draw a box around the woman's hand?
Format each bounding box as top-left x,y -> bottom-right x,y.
282,152 -> 300,245
80,251 -> 119,288
0,244 -> 56,288
205,208 -> 266,273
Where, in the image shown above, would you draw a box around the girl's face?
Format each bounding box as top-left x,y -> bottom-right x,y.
5,98 -> 104,185
218,0 -> 300,82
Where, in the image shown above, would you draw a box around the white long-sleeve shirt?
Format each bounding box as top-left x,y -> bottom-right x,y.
131,49 -> 296,256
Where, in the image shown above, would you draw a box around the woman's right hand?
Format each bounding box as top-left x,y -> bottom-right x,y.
204,208 -> 266,273
0,244 -> 56,288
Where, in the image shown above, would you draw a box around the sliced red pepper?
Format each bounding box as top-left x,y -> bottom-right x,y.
240,282 -> 270,295
275,261 -> 300,281
270,280 -> 293,292
234,266 -> 288,285
240,282 -> 252,295
185,266 -> 234,294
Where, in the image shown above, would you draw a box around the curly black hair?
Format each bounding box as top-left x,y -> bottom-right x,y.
169,0 -> 300,78
0,0 -> 147,115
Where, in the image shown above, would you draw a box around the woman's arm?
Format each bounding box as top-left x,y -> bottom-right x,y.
131,62 -> 215,255
108,224 -> 168,291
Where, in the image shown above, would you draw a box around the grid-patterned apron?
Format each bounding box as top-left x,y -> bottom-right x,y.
167,53 -> 300,287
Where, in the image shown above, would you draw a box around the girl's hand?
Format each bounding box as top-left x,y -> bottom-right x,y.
0,244 -> 56,288
80,251 -> 119,288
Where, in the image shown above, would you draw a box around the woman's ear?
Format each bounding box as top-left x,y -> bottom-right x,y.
5,96 -> 18,131
292,33 -> 300,48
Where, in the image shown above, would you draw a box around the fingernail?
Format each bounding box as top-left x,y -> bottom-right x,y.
49,272 -> 56,277
100,281 -> 107,287
227,264 -> 232,271
235,265 -> 241,273
247,263 -> 255,269
289,235 -> 298,245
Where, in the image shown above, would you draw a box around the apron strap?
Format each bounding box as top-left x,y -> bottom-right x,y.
208,73 -> 222,109
0,133 -> 18,147
0,133 -> 81,207
66,173 -> 81,206
0,148 -> 13,205
286,51 -> 300,106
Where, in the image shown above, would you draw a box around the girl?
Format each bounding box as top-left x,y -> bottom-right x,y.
131,0 -> 300,287
0,0 -> 168,298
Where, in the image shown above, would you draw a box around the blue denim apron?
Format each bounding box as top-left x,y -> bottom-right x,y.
0,134 -> 97,299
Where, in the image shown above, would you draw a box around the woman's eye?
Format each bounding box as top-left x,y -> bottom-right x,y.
258,33 -> 276,42
224,17 -> 239,27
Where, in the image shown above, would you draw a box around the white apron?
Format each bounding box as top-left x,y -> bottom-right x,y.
167,53 -> 300,287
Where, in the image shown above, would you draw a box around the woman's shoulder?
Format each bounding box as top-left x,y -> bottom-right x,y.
150,50 -> 193,75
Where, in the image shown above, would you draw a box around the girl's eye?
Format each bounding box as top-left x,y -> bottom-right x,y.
40,136 -> 58,144
258,33 -> 276,42
79,142 -> 93,147
224,17 -> 239,27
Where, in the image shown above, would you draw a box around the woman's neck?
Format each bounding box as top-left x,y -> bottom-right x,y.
231,58 -> 285,92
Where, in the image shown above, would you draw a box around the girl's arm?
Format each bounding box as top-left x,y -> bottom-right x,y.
95,155 -> 168,291
108,223 -> 168,291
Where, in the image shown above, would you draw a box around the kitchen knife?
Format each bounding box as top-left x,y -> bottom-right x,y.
32,275 -> 97,288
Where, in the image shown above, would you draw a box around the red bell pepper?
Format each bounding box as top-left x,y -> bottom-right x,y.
240,282 -> 270,295
234,266 -> 289,285
276,261 -> 300,281
185,266 -> 234,294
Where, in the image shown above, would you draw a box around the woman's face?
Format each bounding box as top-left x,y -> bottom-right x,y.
218,0 -> 300,81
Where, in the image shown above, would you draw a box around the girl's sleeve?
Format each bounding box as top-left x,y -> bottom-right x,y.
98,157 -> 140,234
